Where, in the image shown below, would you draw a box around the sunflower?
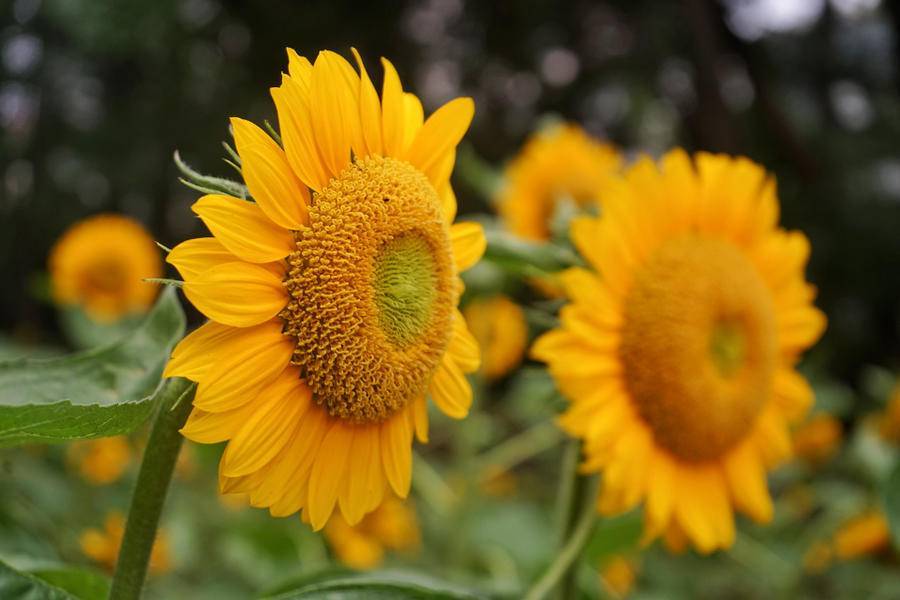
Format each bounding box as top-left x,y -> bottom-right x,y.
49,214 -> 162,321
323,495 -> 420,569
81,512 -> 171,574
164,49 -> 484,530
532,150 -> 826,553
497,123 -> 621,242
792,413 -> 842,465
463,295 -> 528,380
67,436 -> 132,485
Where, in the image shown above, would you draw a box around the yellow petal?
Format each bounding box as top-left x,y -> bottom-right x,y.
194,321 -> 295,412
380,57 -> 405,157
166,237 -> 236,281
271,76 -> 330,192
221,371 -> 310,477
429,352 -> 472,419
447,309 -> 480,373
164,320 -> 235,380
180,403 -> 257,444
310,51 -> 355,178
724,441 -> 773,523
406,97 -> 474,183
351,48 -> 383,156
401,92 -> 423,151
183,262 -> 286,327
308,422 -> 353,530
412,396 -> 429,443
231,117 -> 309,229
450,222 -> 486,272
268,407 -> 329,517
286,48 -> 312,82
192,194 -> 293,263
340,429 -> 381,525
381,413 -> 412,498
439,183 -> 457,223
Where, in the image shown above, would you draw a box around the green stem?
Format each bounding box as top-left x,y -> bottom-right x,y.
475,421 -> 562,481
553,440 -> 581,549
524,476 -> 598,600
108,378 -> 195,600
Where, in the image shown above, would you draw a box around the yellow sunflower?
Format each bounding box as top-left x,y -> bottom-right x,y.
497,123 -> 621,242
49,214 -> 162,321
81,512 -> 171,574
532,150 -> 826,553
164,48 -> 484,530
67,436 -> 132,485
323,495 -> 420,570
463,295 -> 528,380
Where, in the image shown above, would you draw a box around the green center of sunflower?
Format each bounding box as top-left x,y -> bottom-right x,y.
281,156 -> 455,425
618,235 -> 777,462
374,234 -> 439,346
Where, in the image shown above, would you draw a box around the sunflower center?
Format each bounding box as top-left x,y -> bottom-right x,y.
618,236 -> 777,462
281,156 -> 455,425
373,234 -> 438,346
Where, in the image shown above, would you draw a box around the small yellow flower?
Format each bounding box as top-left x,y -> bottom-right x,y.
80,512 -> 170,574
497,123 -> 621,241
532,151 -> 826,553
599,556 -> 637,598
792,413 -> 842,465
323,496 -> 420,570
833,511 -> 890,560
877,382 -> 900,442
463,295 -> 528,380
67,436 -> 132,485
49,214 -> 162,321
166,48 -> 484,530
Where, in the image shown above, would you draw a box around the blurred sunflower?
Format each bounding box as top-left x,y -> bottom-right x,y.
49,214 -> 162,321
792,413 -> 842,465
80,512 -> 170,574
67,436 -> 131,485
463,295 -> 528,380
832,510 -> 890,560
877,382 -> 900,442
165,49 -> 484,530
532,151 -> 826,553
323,495 -> 420,569
497,123 -> 621,242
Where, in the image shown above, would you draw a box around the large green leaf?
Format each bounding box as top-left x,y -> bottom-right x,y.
263,570 -> 488,599
0,559 -> 75,599
0,288 -> 185,447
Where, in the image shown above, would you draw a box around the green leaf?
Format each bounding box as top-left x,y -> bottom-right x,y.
0,288 -> 185,447
582,510 -> 643,563
262,570 -> 489,599
28,566 -> 109,600
0,559 -> 76,599
882,460 -> 900,550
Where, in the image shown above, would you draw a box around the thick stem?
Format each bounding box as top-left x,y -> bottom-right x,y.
524,476 -> 598,600
108,378 -> 195,600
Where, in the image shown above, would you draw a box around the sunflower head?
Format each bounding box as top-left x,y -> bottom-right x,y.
165,48 -> 484,530
323,495 -> 420,570
463,295 -> 529,380
49,214 -> 162,321
532,150 -> 826,553
497,123 -> 621,241
67,436 -> 132,485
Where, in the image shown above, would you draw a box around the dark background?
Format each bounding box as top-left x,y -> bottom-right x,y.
1,0 -> 898,384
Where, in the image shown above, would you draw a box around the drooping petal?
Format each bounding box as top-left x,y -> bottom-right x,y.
308,422 -> 353,530
447,310 -> 480,373
166,237 -> 236,281
429,352 -> 472,419
194,321 -> 296,413
449,222 -> 486,272
164,320 -> 236,380
380,57 -> 406,157
381,413 -> 412,498
192,195 -> 294,263
221,371 -> 311,477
